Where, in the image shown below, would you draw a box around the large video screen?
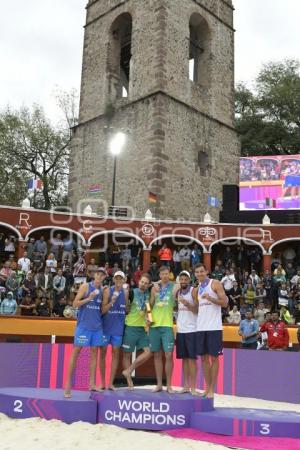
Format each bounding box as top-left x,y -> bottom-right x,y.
239,155 -> 300,210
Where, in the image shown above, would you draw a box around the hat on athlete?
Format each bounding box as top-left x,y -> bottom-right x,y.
179,270 -> 191,278
95,267 -> 107,274
113,270 -> 126,279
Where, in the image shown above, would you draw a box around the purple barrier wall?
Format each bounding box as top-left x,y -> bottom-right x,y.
0,344 -> 299,404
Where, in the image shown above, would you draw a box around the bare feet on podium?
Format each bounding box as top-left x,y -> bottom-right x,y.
122,370 -> 134,390
179,386 -> 190,394
190,389 -> 200,396
64,388 -> 72,399
166,386 -> 175,394
205,390 -> 214,399
108,384 -> 116,391
89,385 -> 105,392
152,385 -> 163,393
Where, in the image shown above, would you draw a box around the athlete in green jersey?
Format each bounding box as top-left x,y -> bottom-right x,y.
149,265 -> 176,393
122,273 -> 152,388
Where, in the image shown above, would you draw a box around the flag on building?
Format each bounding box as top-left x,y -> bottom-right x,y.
208,196 -> 219,207
148,192 -> 157,204
266,198 -> 276,208
28,179 -> 43,190
88,184 -> 102,194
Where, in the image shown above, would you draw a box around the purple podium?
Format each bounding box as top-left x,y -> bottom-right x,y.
191,407 -> 300,438
0,388 -> 97,424
91,388 -> 214,430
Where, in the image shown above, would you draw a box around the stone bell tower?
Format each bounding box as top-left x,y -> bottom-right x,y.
69,0 -> 240,220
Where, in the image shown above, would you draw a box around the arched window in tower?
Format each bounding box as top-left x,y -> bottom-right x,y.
108,13 -> 132,99
189,13 -> 211,86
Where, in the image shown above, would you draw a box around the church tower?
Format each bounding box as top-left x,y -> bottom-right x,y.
69,0 -> 240,220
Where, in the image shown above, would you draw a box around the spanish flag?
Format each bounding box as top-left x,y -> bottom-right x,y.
148,192 -> 157,204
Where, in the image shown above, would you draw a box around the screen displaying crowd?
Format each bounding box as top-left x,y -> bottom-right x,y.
0,233 -> 299,350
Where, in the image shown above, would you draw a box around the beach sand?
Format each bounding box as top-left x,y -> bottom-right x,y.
0,392 -> 299,450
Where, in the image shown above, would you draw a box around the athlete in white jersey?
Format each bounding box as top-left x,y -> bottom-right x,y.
175,271 -> 198,395
193,263 -> 228,398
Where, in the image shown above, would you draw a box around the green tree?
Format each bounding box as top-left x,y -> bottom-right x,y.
0,89 -> 78,209
235,59 -> 300,156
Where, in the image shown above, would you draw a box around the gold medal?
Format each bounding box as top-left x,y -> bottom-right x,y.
158,301 -> 164,308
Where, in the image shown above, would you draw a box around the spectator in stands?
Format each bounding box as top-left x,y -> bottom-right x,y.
62,236 -> 76,266
36,267 -> 53,300
294,301 -> 300,325
0,261 -> 12,286
243,280 -> 256,309
73,254 -> 86,280
0,233 -> 5,261
260,311 -> 289,351
50,233 -> 63,261
179,245 -> 191,270
291,269 -> 300,287
262,269 -> 272,306
63,265 -> 74,298
4,236 -> 16,259
121,245 -> 132,271
221,269 -> 235,297
5,271 -> 19,299
18,251 -> 31,274
63,297 -> 77,319
53,269 -> 66,305
211,264 -> 223,281
132,265 -> 143,287
15,263 -> 25,299
52,295 -> 67,317
86,258 -> 98,282
274,264 -> 286,276
255,282 -> 266,305
111,262 -> 120,276
8,254 -> 17,270
285,262 -> 296,281
227,305 -> 241,324
249,269 -> 260,288
158,243 -> 172,267
46,253 -> 58,274
36,296 -> 50,317
34,235 -> 48,260
223,246 -> 233,267
22,272 -> 36,299
130,244 -> 141,271
228,280 -> 242,309
254,302 -> 269,325
279,305 -> 292,324
32,251 -> 44,272
191,244 -> 201,267
25,237 -> 35,260
278,282 -> 289,308
238,310 -> 259,349
20,294 -> 36,316
149,262 -> 159,282
173,246 -> 182,275
0,292 -> 17,315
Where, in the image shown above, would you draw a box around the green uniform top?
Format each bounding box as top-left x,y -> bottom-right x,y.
152,282 -> 175,328
125,288 -> 150,327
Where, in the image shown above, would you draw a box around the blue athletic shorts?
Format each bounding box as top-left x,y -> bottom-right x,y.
74,325 -> 105,347
102,334 -> 123,348
196,330 -> 223,357
176,332 -> 197,359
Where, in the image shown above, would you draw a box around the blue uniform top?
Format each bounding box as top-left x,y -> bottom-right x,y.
77,281 -> 103,331
102,286 -> 126,336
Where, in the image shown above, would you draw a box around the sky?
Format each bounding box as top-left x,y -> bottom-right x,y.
0,0 -> 299,122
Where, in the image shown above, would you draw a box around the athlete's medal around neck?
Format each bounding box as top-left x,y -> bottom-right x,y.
158,282 -> 170,307
199,277 -> 210,296
136,289 -> 147,315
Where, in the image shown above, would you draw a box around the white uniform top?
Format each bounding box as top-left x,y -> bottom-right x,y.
177,286 -> 197,333
197,279 -> 222,331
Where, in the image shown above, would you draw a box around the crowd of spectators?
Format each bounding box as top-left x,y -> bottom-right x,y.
240,158 -> 300,183
0,234 -> 299,349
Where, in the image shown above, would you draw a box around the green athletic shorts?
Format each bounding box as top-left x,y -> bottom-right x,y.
122,326 -> 150,353
149,327 -> 175,353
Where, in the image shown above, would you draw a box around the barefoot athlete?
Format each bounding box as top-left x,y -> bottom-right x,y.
64,267 -> 107,398
101,271 -> 129,390
175,270 -> 198,395
122,273 -> 152,388
193,263 -> 228,398
149,265 -> 176,393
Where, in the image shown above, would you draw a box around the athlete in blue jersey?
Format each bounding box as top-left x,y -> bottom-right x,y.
101,270 -> 129,390
64,268 -> 106,398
